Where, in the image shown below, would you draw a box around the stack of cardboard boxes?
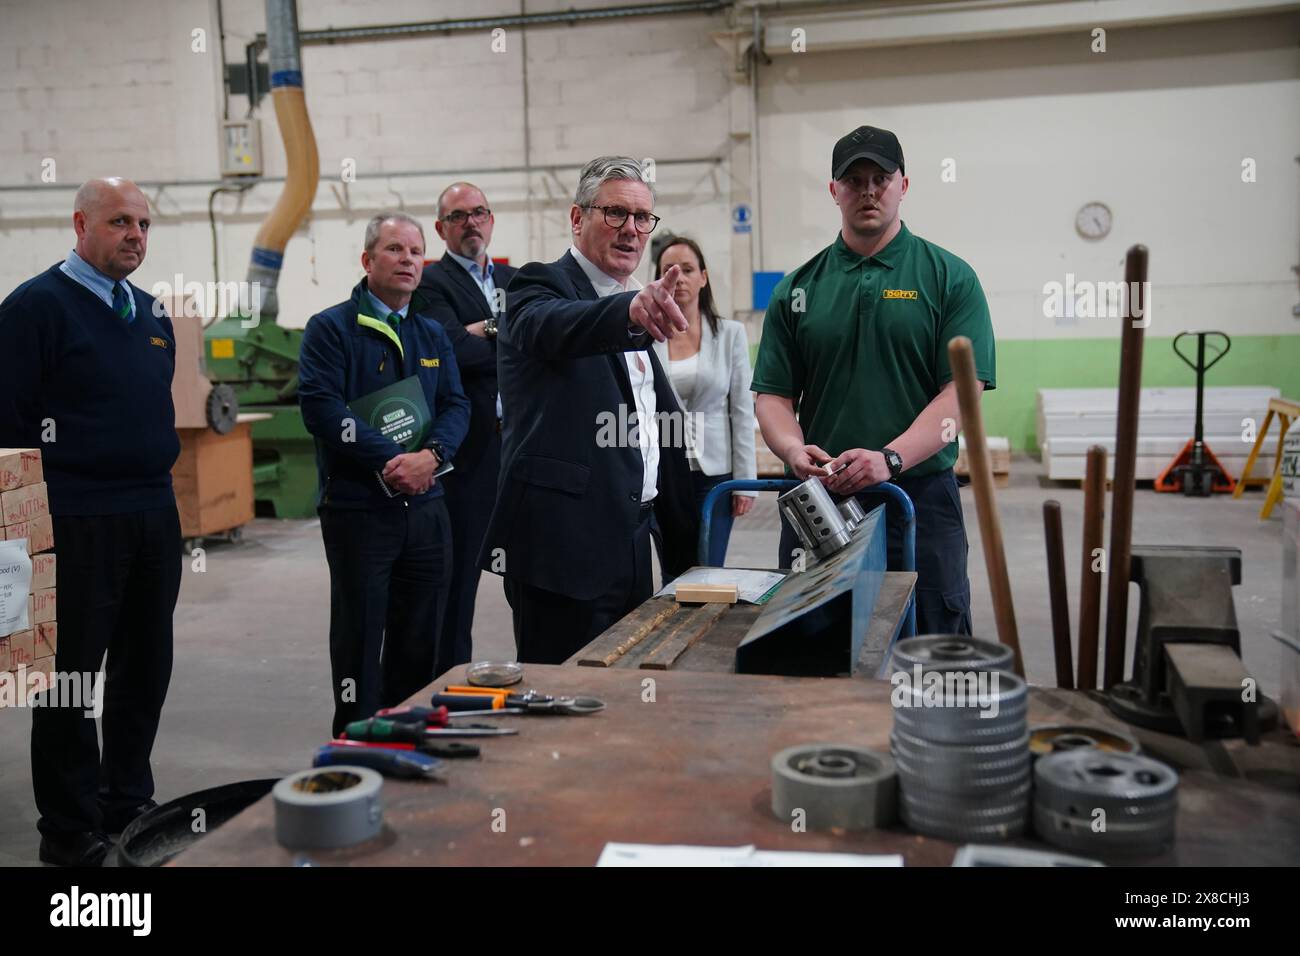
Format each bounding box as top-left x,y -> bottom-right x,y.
0,449 -> 57,693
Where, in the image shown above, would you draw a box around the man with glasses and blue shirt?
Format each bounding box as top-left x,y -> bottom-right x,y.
480,156 -> 700,664
0,177 -> 182,866
417,183 -> 517,672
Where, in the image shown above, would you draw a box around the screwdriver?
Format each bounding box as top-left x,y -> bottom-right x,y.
312,743 -> 444,780
329,737 -> 480,760
344,717 -> 518,741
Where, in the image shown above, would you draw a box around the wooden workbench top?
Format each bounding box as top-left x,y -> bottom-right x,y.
171,665 -> 1300,867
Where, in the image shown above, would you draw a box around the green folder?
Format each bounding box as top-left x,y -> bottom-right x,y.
349,374 -> 432,452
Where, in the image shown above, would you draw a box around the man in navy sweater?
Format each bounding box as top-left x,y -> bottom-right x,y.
298,212 -> 470,736
0,177 -> 182,866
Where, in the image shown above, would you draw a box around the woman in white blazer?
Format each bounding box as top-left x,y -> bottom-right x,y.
652,236 -> 758,519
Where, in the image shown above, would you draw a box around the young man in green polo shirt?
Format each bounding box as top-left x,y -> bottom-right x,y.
753,125 -> 995,636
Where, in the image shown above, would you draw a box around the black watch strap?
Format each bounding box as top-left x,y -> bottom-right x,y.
882,447 -> 903,479
428,441 -> 448,462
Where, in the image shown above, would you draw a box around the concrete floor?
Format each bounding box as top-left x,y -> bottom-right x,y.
0,457 -> 1290,865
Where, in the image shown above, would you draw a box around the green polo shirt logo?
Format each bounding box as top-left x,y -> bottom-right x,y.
752,222 -> 996,478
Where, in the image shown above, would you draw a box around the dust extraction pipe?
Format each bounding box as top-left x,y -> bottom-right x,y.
246,0 -> 319,327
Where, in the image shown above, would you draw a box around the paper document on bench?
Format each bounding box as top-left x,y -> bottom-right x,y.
597,843 -> 903,867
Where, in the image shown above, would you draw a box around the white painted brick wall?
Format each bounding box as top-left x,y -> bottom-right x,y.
1,0 -> 745,324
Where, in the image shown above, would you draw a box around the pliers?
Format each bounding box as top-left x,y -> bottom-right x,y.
432,686 -> 606,716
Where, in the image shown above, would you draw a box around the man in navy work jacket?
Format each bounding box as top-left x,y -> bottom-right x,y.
299,212 -> 470,737
481,156 -> 700,665
417,182 -> 517,671
0,177 -> 182,866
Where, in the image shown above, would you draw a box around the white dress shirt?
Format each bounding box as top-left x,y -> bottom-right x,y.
569,245 -> 658,504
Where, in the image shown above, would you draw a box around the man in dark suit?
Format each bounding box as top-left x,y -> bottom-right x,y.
417,183 -> 517,672
481,156 -> 700,664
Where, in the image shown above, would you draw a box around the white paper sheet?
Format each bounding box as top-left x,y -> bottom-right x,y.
656,568 -> 787,604
596,843 -> 904,867
0,540 -> 33,636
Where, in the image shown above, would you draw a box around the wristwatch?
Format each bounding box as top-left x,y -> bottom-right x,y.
427,440 -> 448,464
484,316 -> 498,339
881,447 -> 904,480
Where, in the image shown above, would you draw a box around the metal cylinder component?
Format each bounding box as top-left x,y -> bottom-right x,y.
777,478 -> 853,560
770,743 -> 897,830
836,496 -> 867,530
890,635 -> 1015,674
1033,750 -> 1177,856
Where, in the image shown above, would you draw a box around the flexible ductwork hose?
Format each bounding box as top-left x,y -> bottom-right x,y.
246,0 -> 320,327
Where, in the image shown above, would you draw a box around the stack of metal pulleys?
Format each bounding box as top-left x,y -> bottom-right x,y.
889,635 -> 1030,842
1033,749 -> 1178,857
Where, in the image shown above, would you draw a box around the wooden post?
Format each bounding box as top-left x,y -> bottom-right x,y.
948,336 -> 1024,677
1103,245 -> 1148,689
1077,445 -> 1107,689
1043,500 -> 1074,689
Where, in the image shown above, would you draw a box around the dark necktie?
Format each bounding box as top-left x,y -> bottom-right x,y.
386,312 -> 401,333
111,282 -> 134,323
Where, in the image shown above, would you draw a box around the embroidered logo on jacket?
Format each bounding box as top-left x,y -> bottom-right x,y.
419,358 -> 440,367
149,336 -> 169,348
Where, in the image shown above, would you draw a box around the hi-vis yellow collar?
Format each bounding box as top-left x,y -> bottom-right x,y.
357,313 -> 402,359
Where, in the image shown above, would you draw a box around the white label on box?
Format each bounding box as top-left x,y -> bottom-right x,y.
0,540 -> 33,635
1282,432 -> 1300,499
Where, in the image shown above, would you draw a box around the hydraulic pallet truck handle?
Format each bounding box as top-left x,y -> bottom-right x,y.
1154,330 -> 1236,496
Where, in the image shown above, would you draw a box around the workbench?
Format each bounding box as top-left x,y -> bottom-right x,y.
172,665 -> 1300,867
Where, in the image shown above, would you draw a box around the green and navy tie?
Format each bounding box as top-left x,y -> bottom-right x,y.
386,312 -> 401,333
111,282 -> 134,323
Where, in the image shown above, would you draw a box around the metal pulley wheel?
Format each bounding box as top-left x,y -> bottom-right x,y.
899,778 -> 1031,843
206,383 -> 239,435
891,728 -> 1031,794
889,635 -> 1015,675
892,670 -> 1027,745
1029,724 -> 1140,760
770,743 -> 897,831
1033,750 -> 1178,856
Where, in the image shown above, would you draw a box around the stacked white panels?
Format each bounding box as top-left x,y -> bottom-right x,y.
1037,386 -> 1280,481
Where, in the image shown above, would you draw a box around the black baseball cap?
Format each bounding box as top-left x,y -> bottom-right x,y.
832,126 -> 904,179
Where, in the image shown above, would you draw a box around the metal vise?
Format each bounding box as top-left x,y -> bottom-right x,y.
1106,545 -> 1276,742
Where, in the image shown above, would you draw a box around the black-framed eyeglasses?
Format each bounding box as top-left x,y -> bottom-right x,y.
585,204 -> 661,234
440,207 -> 491,226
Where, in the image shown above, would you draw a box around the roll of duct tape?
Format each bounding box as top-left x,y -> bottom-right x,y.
770,743 -> 897,830
273,766 -> 384,850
